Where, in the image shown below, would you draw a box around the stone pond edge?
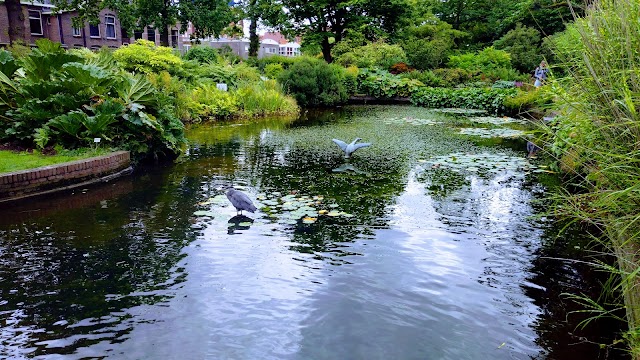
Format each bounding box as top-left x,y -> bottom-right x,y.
0,151 -> 132,203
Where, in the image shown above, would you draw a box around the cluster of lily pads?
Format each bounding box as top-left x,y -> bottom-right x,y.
458,128 -> 525,138
383,117 -> 443,126
257,192 -> 353,225
467,116 -> 528,125
421,152 -> 536,174
429,108 -> 487,115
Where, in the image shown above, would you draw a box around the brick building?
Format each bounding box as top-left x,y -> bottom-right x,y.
0,0 -> 185,51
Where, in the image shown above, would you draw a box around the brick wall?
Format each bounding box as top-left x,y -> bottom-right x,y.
0,5 -> 10,45
0,151 -> 131,201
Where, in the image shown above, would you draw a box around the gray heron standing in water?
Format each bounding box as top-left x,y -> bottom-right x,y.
332,138 -> 371,158
225,187 -> 257,215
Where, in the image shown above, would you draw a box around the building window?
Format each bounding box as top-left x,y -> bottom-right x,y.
147,28 -> 155,42
105,16 -> 116,39
134,29 -> 143,40
72,26 -> 81,37
171,29 -> 178,48
29,10 -> 43,36
89,23 -> 100,38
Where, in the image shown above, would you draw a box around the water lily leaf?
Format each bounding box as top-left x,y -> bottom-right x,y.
327,211 -> 341,217
193,210 -> 216,217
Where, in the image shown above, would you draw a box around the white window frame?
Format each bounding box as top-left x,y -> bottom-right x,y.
105,15 -> 116,39
72,26 -> 81,37
89,22 -> 100,38
29,10 -> 43,36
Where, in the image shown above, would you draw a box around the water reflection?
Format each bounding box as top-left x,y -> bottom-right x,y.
227,215 -> 254,235
0,105 -> 627,359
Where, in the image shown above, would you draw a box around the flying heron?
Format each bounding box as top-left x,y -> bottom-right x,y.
225,187 -> 257,215
332,138 -> 371,158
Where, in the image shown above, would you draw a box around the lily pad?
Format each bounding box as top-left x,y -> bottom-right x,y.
468,116 -> 528,125
430,108 -> 487,115
458,128 -> 525,138
193,210 -> 216,217
384,117 -> 443,126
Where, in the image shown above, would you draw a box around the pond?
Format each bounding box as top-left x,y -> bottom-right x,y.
0,105 -> 627,359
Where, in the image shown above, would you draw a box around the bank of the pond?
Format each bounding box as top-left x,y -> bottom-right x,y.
0,151 -> 132,202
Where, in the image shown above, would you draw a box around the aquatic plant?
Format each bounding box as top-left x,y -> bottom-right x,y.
458,128 -> 525,138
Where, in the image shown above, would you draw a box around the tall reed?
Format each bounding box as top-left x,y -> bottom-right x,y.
544,0 -> 640,355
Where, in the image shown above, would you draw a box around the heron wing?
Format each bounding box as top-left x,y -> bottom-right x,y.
232,191 -> 257,212
351,142 -> 371,151
332,139 -> 348,151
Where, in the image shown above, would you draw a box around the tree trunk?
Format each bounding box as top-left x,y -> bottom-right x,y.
6,0 -> 26,44
159,27 -> 169,46
249,18 -> 259,57
321,36 -> 332,63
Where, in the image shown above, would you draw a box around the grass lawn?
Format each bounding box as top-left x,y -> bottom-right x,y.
0,148 -> 109,173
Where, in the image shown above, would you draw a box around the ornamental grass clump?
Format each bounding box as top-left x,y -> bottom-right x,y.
544,0 -> 640,355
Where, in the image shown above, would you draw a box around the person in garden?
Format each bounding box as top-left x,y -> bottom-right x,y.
533,60 -> 549,87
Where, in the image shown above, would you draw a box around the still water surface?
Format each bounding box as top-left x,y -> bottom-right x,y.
0,106 -> 625,359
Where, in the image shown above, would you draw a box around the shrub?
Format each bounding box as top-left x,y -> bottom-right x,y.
411,87 -> 518,114
431,68 -> 473,87
255,55 -> 297,72
190,83 -> 239,119
184,46 -> 220,64
335,41 -> 408,70
343,66 -> 359,95
236,80 -> 299,117
358,69 -> 424,98
0,39 -> 185,160
390,62 -> 413,74
399,70 -> 445,88
503,88 -> 553,114
493,23 -> 542,74
278,57 -> 348,107
264,63 -> 284,79
448,47 -> 512,72
113,39 -> 183,75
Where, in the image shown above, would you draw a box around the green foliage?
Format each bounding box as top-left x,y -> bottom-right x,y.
398,13 -> 465,70
269,0 -> 409,62
493,23 -> 542,73
189,83 -> 239,119
448,47 -> 512,72
264,63 -> 284,79
254,55 -> 298,72
335,41 -> 408,70
0,39 -> 186,160
184,46 -> 220,64
399,70 -> 445,88
503,88 -> 552,114
113,40 -> 183,75
278,57 -> 348,107
411,87 -> 517,114
358,69 -> 424,98
431,68 -> 473,87
236,80 -> 299,117
343,66 -> 359,95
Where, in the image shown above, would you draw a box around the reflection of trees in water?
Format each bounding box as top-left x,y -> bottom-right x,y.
416,164 -> 627,359
526,223 -> 628,359
0,165 -> 202,357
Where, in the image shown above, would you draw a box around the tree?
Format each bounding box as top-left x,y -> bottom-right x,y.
178,0 -> 234,42
5,0 -> 26,44
493,23 -> 542,73
395,2 -> 466,70
50,0 -> 232,46
267,0 -> 409,63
